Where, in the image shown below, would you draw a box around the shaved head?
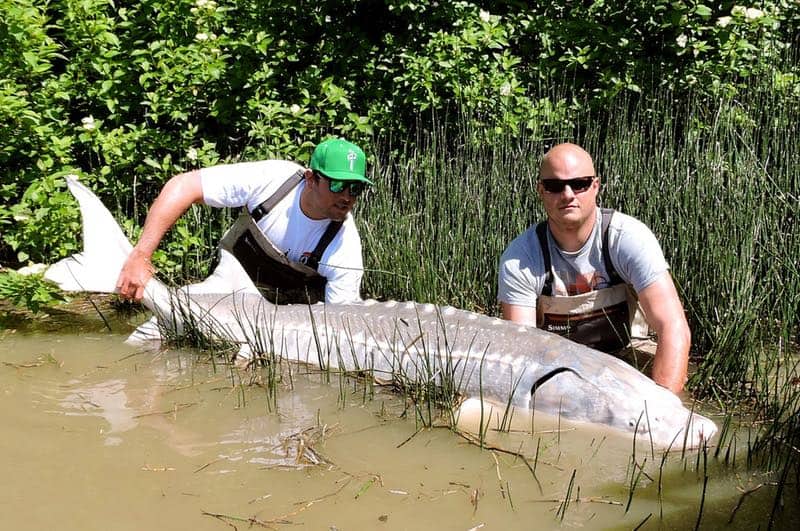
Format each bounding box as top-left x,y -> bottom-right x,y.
536,143 -> 600,251
540,143 -> 595,179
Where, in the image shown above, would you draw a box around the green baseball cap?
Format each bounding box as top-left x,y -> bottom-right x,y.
310,138 -> 373,184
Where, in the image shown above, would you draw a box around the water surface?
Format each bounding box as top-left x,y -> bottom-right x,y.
1,310 -> 796,530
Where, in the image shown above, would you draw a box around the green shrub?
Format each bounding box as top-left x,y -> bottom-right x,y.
0,268 -> 66,314
1,0 -> 798,271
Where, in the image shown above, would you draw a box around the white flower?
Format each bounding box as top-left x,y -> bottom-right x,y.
187,147 -> 198,161
479,10 -> 491,23
499,82 -> 511,97
290,104 -> 300,114
745,8 -> 764,20
717,16 -> 732,27
731,6 -> 746,17
676,34 -> 688,48
81,116 -> 95,131
193,0 -> 216,11
195,32 -> 208,41
17,263 -> 47,276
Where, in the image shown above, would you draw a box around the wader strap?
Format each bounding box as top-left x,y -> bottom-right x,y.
536,208 -> 621,297
218,212 -> 327,304
247,167 -> 343,272
600,208 -> 622,285
301,220 -> 343,270
250,169 -> 306,222
535,221 -> 553,296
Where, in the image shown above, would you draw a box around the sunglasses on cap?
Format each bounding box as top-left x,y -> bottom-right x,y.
540,176 -> 595,194
314,171 -> 367,196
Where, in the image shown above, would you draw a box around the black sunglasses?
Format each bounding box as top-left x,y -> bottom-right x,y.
314,171 -> 367,196
540,176 -> 595,194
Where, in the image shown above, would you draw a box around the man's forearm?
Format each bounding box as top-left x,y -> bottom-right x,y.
116,170 -> 204,300
650,326 -> 690,393
636,273 -> 691,394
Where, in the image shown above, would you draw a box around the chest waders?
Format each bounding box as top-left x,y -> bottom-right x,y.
218,169 -> 341,304
535,208 -> 644,353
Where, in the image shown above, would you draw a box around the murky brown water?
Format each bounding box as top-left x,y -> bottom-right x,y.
1,308 -> 797,530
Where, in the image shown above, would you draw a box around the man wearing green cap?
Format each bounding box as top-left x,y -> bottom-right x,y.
116,138 -> 372,304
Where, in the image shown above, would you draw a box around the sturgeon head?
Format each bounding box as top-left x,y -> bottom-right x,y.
514,358 -> 718,449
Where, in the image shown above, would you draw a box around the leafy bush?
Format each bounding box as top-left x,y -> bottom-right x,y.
1,0 -> 798,273
0,268 -> 66,313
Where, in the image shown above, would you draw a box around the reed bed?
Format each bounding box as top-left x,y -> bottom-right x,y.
363,90 -> 797,373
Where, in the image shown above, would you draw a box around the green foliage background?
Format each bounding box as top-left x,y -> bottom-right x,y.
2,0 -> 799,269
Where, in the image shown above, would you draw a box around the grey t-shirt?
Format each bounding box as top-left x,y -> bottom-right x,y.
497,209 -> 669,307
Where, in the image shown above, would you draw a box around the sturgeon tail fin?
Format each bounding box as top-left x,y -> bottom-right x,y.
45,175 -> 133,294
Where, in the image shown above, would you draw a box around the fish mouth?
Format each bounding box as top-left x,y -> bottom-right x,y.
685,415 -> 718,447
641,410 -> 719,450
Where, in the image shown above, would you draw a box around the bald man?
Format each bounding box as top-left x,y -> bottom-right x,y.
497,143 -> 690,394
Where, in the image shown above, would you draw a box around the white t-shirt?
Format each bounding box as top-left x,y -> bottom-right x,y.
497,209 -> 668,307
200,160 -> 363,304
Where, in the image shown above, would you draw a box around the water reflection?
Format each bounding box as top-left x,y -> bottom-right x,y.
58,378 -> 138,446
44,344 -> 338,469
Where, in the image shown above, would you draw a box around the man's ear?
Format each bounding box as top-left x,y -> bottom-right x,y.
304,168 -> 316,186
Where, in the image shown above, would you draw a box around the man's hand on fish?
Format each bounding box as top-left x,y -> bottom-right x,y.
116,249 -> 154,301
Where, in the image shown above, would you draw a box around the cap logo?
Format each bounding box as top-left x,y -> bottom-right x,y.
347,149 -> 357,171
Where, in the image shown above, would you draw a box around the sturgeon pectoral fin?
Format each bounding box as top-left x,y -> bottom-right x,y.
125,316 -> 162,347
236,344 -> 254,360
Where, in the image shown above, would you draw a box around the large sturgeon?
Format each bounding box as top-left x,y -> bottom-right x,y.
46,176 -> 717,449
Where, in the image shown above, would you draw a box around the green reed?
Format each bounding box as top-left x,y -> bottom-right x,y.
156,290 -> 237,358
556,468 -> 578,522
361,116 -> 554,311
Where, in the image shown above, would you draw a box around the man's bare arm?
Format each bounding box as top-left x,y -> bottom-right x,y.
116,170 -> 204,300
637,271 -> 691,394
500,302 -> 537,327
